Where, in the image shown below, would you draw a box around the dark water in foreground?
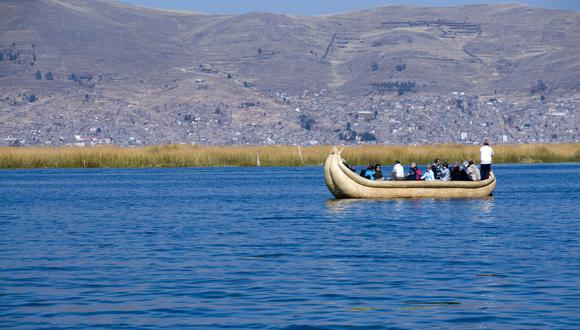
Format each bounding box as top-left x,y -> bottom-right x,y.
0,164 -> 579,329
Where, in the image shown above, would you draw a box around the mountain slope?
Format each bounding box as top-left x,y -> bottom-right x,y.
0,0 -> 578,145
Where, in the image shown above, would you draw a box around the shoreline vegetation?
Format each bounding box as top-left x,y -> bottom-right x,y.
0,143 -> 580,169
0,144 -> 578,169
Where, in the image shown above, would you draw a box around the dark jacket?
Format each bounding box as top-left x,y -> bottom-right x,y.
451,166 -> 469,181
406,167 -> 422,180
432,163 -> 442,179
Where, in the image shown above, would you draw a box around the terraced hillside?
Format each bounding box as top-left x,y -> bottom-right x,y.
0,0 -> 578,145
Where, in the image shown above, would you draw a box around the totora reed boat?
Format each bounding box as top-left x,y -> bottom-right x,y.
324,147 -> 496,199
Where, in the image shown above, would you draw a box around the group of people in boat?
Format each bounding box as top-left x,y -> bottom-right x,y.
347,140 -> 495,182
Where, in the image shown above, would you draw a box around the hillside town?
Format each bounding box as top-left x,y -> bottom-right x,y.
1,90 -> 577,147
1,1 -> 579,147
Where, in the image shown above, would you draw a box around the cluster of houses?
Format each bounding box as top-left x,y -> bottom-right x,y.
1,89 -> 577,147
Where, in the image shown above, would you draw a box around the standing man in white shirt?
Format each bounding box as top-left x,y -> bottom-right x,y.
480,139 -> 494,180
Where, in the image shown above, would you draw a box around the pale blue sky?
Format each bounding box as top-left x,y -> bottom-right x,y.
120,0 -> 579,15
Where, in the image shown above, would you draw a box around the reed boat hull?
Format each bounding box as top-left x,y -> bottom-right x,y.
324,148 -> 496,199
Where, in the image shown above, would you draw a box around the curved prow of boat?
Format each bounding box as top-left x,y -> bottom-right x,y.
324,147 -> 496,199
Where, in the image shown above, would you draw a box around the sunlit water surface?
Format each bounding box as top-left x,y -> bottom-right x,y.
1,164 -> 579,329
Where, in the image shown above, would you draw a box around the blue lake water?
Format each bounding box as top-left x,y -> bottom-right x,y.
1,164 -> 579,329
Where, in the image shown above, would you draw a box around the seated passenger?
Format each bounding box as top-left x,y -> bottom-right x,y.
431,159 -> 442,180
343,161 -> 356,172
374,164 -> 384,180
466,160 -> 481,181
360,166 -> 368,178
450,163 -> 465,181
439,162 -> 451,181
363,165 -> 376,181
420,164 -> 435,181
458,160 -> 471,181
391,160 -> 405,181
406,162 -> 422,180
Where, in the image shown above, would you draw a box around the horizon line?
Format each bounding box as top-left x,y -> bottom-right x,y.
113,1 -> 579,17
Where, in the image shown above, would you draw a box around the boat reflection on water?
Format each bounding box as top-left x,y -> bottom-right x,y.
477,196 -> 495,213
326,196 -> 495,216
325,197 -> 429,214
468,197 -> 496,221
325,199 -> 361,214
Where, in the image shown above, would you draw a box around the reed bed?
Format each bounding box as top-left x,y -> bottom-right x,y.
0,144 -> 578,168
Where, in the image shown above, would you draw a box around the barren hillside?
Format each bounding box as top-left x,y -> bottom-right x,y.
0,0 -> 578,145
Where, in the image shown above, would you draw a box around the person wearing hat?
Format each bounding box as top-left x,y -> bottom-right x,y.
480,139 -> 495,180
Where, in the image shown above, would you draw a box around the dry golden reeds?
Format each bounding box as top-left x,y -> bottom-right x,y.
0,144 -> 578,168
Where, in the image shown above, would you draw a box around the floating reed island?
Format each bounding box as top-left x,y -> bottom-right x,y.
0,144 -> 578,168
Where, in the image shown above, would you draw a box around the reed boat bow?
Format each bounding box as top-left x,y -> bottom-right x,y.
324,147 -> 496,199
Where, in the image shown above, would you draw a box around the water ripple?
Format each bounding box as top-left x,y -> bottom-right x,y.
1,164 -> 579,329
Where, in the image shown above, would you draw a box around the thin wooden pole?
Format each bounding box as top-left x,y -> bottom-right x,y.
298,146 -> 304,166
